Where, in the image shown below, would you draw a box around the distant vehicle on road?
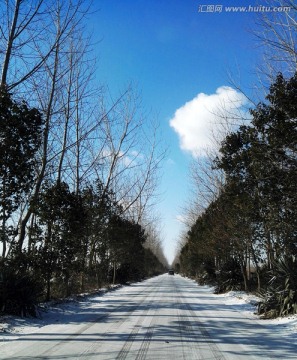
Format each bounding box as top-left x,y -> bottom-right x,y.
168,269 -> 174,275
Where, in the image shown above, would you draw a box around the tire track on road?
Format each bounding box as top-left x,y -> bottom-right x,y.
135,324 -> 154,360
115,304 -> 153,360
7,280 -> 160,360
173,277 -> 201,360
166,276 -> 187,360
134,299 -> 158,360
116,280 -> 161,360
174,277 -> 227,360
81,280 -> 160,360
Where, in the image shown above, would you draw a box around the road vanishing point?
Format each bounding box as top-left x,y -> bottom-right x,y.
0,274 -> 296,359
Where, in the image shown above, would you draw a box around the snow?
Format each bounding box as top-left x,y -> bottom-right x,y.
0,285 -> 122,341
218,290 -> 297,336
1,282 -> 296,338
0,274 -> 297,359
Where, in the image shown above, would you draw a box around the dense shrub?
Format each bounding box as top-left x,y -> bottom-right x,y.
214,258 -> 243,294
257,256 -> 297,318
196,260 -> 216,285
0,266 -> 43,317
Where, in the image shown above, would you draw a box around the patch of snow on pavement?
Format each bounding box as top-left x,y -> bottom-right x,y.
217,290 -> 297,339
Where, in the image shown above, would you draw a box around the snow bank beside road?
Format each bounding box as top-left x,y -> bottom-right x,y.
0,284 -> 122,341
218,290 -> 297,337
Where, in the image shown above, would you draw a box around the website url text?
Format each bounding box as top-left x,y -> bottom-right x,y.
198,5 -> 292,13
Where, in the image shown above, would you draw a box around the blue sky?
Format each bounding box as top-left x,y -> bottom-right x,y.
92,0 -> 265,263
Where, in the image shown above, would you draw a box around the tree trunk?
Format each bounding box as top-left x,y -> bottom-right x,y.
112,261 -> 116,285
1,0 -> 21,87
240,257 -> 249,292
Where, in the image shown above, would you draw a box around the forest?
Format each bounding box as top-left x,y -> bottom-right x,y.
174,1 -> 297,319
0,0 -> 167,317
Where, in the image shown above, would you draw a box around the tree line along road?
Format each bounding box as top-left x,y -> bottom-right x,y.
0,274 -> 296,359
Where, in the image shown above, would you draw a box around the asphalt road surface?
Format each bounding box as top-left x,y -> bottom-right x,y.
0,274 -> 296,359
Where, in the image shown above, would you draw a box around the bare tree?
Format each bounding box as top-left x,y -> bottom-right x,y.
80,88 -> 166,268
0,0 -> 95,252
254,0 -> 297,79
0,0 -> 91,91
90,88 -> 166,223
1,0 -> 45,88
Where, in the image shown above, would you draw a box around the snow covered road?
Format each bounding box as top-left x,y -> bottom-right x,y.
0,274 -> 296,359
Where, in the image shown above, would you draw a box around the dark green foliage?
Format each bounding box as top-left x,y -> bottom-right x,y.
0,89 -> 43,214
217,72 -> 297,261
9,180 -> 166,303
258,256 -> 297,318
143,248 -> 167,277
0,89 -> 43,257
215,258 -> 243,294
0,262 -> 43,317
179,72 -> 297,316
197,259 -> 216,285
35,182 -> 89,299
115,262 -> 142,284
0,90 -> 45,316
107,215 -> 148,284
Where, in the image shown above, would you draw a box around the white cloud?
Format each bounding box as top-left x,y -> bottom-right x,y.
176,214 -> 186,224
169,86 -> 247,156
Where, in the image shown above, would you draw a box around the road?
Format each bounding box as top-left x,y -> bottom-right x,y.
0,274 -> 296,359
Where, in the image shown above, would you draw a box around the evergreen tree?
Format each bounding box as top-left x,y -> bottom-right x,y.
0,89 -> 43,258
217,72 -> 297,265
